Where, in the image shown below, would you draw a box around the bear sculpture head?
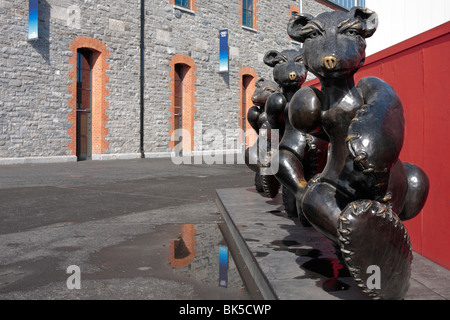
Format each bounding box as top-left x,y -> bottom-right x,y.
263,49 -> 307,91
251,78 -> 280,107
287,7 -> 378,79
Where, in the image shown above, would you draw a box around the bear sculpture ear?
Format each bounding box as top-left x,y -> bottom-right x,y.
263,50 -> 286,67
255,78 -> 264,88
349,6 -> 378,38
287,13 -> 315,43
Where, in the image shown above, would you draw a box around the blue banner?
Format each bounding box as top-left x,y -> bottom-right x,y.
28,0 -> 39,40
219,29 -> 229,73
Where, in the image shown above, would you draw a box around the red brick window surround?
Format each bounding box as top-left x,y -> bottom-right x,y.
289,5 -> 300,17
238,67 -> 258,147
170,0 -> 197,12
68,37 -> 109,157
168,54 -> 197,152
289,5 -> 300,40
239,0 -> 258,30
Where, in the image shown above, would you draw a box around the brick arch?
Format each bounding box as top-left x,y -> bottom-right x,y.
289,4 -> 300,16
68,37 -> 109,157
289,5 -> 300,40
238,67 -> 258,147
168,54 -> 197,151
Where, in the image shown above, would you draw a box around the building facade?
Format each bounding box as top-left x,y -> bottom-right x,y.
0,0 -> 341,164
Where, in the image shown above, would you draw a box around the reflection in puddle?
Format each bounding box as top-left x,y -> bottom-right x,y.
168,223 -> 250,299
169,224 -> 196,268
218,244 -> 228,287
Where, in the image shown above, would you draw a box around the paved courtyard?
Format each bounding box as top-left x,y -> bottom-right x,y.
0,157 -> 448,303
0,158 -> 254,300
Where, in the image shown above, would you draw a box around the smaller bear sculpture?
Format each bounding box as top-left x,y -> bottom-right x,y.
263,49 -> 328,220
245,77 -> 282,198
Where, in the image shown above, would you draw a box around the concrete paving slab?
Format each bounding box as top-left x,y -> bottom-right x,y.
216,187 -> 450,300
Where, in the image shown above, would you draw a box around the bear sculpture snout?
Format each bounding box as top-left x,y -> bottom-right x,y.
323,56 -> 337,70
288,72 -> 297,81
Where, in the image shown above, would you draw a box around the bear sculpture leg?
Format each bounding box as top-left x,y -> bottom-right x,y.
301,180 -> 413,300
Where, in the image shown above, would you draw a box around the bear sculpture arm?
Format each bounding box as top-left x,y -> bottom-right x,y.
289,86 -> 326,138
247,106 -> 262,134
263,92 -> 286,130
348,77 -> 405,174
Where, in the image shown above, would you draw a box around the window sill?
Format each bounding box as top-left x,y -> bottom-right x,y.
241,25 -> 258,33
173,5 -> 195,15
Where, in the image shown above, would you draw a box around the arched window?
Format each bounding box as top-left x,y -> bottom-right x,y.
289,4 -> 299,17
68,37 -> 109,160
76,49 -> 93,160
238,67 -> 258,149
289,5 -> 301,42
169,55 -> 197,153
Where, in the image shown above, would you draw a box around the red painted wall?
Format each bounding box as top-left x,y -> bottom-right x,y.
303,22 -> 450,269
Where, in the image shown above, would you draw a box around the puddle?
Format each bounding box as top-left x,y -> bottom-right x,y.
167,223 -> 251,299
89,223 -> 250,299
0,257 -> 62,294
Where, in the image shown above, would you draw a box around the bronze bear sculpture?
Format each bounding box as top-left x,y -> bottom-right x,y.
262,49 -> 328,220
245,77 -> 282,197
284,7 -> 429,299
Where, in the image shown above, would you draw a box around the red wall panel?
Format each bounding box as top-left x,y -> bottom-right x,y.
303,22 -> 450,269
420,33 -> 450,268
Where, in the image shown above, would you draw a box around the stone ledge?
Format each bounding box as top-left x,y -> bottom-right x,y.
91,153 -> 141,160
0,156 -> 77,165
215,187 -> 450,300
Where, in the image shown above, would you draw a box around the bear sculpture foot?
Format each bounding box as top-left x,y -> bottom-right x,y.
338,200 -> 412,300
260,174 -> 281,198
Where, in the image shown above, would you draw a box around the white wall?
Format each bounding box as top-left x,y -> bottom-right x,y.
364,0 -> 450,56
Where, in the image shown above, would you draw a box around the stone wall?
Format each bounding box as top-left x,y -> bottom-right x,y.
143,0 -> 333,157
0,0 -> 142,161
0,0 -> 332,163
